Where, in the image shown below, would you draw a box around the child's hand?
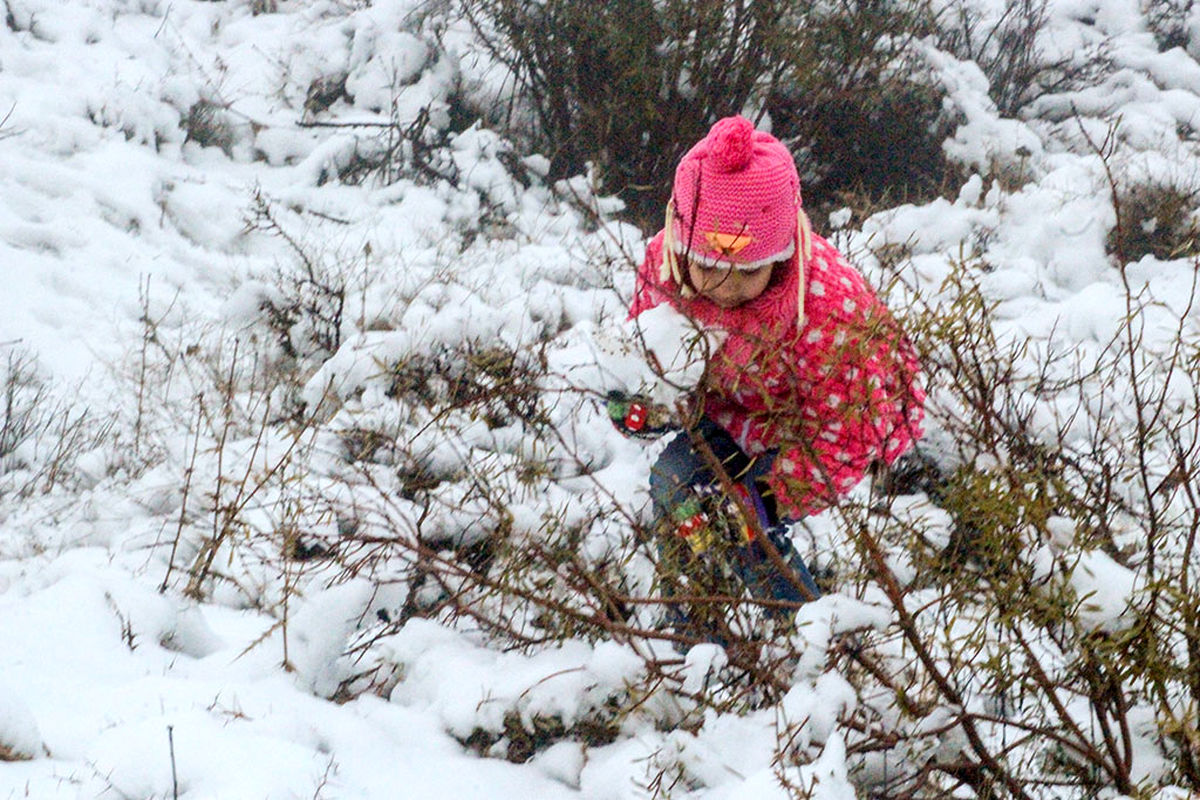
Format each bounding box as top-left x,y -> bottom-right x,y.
630,305 -> 726,404
593,305 -> 726,407
605,391 -> 675,439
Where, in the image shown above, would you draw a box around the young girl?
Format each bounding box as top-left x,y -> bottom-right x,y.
608,115 -> 924,625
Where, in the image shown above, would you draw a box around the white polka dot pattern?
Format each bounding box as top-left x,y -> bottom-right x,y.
629,230 -> 927,518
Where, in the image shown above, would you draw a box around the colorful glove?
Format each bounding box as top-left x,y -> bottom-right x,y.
671,482 -> 770,554
605,391 -> 675,439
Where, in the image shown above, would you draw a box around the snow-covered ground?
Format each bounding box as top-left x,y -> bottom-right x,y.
2,0 -> 1199,797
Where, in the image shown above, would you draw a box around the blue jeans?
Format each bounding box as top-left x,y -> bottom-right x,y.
648,418 -> 820,613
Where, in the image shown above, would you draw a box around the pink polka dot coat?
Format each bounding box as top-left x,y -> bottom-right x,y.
631,230 -> 926,518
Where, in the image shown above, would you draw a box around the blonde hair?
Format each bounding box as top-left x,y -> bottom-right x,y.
660,198 -> 812,330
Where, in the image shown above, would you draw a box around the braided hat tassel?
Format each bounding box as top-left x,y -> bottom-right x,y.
797,205 -> 811,331
660,199 -> 694,297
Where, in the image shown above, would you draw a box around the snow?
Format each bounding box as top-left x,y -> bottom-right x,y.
0,682 -> 43,762
1068,549 -> 1141,632
586,303 -> 729,406
1,0 -> 1199,797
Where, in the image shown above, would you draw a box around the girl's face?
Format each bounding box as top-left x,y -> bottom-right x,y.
686,259 -> 774,308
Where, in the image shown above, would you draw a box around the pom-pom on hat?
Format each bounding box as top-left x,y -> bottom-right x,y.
665,116 -> 807,271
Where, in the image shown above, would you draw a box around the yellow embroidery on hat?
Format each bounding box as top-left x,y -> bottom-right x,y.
704,229 -> 753,258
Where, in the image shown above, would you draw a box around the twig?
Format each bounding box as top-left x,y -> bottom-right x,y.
167,725 -> 179,800
159,397 -> 203,594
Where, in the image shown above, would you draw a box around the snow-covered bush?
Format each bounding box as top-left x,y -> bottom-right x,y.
0,349 -> 48,474
0,682 -> 44,761
450,0 -> 950,227
1107,175 -> 1200,263
182,98 -> 236,156
819,231 -> 1200,794
0,349 -> 110,500
1143,0 -> 1198,53
243,189 -> 353,363
934,0 -> 1112,117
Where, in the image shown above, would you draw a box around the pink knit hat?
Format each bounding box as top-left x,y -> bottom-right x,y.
660,115 -> 814,325
665,116 -> 809,270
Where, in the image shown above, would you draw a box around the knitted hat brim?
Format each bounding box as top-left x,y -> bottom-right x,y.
670,237 -> 796,271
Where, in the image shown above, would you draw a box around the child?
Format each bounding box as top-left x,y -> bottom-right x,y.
608,115 -> 924,629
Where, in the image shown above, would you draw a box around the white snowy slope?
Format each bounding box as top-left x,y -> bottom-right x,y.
0,0 -> 1197,797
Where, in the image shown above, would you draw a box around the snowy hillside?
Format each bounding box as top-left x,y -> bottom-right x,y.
2,0 -> 1200,797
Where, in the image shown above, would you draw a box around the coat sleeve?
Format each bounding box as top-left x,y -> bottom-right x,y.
753,257 -> 925,518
